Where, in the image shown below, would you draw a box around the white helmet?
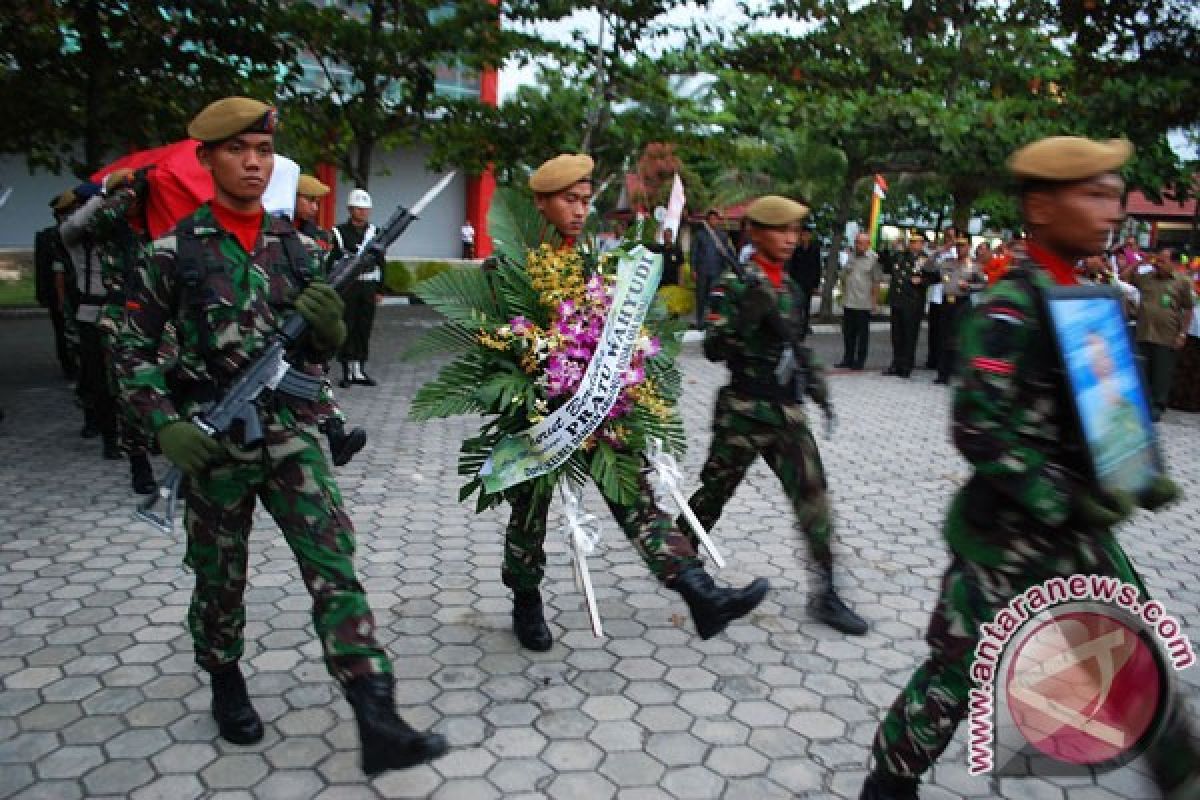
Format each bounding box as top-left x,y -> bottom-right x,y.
347,188 -> 372,209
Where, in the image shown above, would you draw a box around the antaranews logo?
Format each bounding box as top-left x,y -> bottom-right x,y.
967,574 -> 1194,777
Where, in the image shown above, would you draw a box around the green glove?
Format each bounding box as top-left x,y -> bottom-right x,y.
1138,475 -> 1181,511
295,280 -> 346,349
1074,488 -> 1135,529
158,421 -> 224,476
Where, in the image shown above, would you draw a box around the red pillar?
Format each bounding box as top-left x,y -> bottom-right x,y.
315,162 -> 338,231
465,65 -> 498,258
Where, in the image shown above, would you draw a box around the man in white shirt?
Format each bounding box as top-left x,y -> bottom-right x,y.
461,219 -> 475,259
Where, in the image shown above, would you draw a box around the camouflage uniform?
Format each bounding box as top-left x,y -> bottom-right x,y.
88,187 -> 158,457
118,203 -> 390,685
297,218 -> 347,430
687,260 -> 834,573
502,461 -> 702,592
870,258 -> 1198,788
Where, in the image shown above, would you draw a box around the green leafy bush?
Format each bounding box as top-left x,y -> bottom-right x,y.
383,261 -> 414,295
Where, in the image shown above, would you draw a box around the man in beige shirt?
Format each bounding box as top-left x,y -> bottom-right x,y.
1123,247 -> 1195,419
836,232 -> 884,369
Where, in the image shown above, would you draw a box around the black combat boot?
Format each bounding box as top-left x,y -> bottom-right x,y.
670,566 -> 768,640
81,413 -> 100,439
129,453 -> 156,495
346,674 -> 448,775
339,362 -> 352,389
859,770 -> 920,800
209,664 -> 264,745
324,418 -> 367,467
512,589 -> 553,651
810,567 -> 868,635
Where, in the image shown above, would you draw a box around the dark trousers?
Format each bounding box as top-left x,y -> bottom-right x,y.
462,242 -> 474,259
841,308 -> 871,368
925,302 -> 944,368
77,322 -> 116,439
695,272 -> 718,328
936,301 -> 968,382
793,287 -> 814,338
889,302 -> 923,376
340,280 -> 378,364
48,305 -> 75,377
1139,341 -> 1179,415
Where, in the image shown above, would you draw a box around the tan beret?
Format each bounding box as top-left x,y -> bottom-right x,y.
297,174 -> 330,198
1008,136 -> 1133,181
529,154 -> 594,194
188,97 -> 277,143
50,190 -> 76,212
745,195 -> 809,226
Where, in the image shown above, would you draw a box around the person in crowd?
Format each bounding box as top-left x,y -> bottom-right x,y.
836,232 -> 883,370
461,218 -> 475,259
1122,246 -> 1195,420
35,195 -> 77,379
786,224 -> 822,337
690,209 -> 736,329
882,232 -> 931,378
933,236 -> 987,385
924,225 -> 958,370
331,189 -> 386,388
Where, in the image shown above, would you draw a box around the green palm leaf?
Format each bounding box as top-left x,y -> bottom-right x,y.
488,187 -> 545,264
401,322 -> 478,362
408,353 -> 488,420
413,267 -> 502,329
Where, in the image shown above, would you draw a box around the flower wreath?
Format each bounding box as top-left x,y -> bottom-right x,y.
406,188 -> 687,511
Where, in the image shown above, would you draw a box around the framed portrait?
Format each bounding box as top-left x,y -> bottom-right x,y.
1042,285 -> 1162,495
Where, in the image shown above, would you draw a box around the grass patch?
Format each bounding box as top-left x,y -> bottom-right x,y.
0,276 -> 37,308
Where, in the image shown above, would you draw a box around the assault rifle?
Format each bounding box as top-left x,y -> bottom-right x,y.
136,172 -> 457,534
721,253 -> 836,437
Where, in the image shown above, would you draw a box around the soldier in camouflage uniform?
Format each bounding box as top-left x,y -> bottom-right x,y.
502,153 -> 768,652
118,97 -> 445,775
86,168 -> 158,494
882,232 -> 932,378
294,173 -> 366,466
685,195 -> 867,636
861,137 -> 1199,799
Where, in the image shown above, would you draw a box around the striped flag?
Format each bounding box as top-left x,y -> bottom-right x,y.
868,174 -> 888,249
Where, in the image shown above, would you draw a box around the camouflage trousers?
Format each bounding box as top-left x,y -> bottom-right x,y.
182,408 -> 390,685
686,392 -> 833,572
872,497 -> 1198,789
502,455 -> 701,593
101,321 -> 158,456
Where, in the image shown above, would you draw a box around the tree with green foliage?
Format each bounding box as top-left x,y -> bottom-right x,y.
0,1 -> 293,177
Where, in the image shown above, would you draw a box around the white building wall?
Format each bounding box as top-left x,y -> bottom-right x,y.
0,145 -> 466,261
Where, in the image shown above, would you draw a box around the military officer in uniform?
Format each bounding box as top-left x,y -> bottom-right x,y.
933,236 -> 987,385
118,97 -> 446,775
860,136 -> 1198,799
684,195 -> 867,636
331,188 -> 385,388
882,232 -> 931,378
294,173 -> 367,466
501,153 -> 768,651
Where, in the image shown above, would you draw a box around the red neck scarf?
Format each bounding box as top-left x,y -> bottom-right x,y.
752,253 -> 785,289
1026,241 -> 1080,287
211,202 -> 264,255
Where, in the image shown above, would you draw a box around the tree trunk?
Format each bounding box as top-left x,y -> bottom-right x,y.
951,182 -> 980,234
818,172 -> 862,321
80,0 -> 103,176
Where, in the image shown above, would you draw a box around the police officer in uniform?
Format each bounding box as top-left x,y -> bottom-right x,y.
501,154 -> 768,651
882,232 -> 931,378
119,98 -> 446,775
685,195 -> 866,635
331,188 -> 385,388
860,136 -> 1199,799
294,174 -> 367,466
933,236 -> 987,385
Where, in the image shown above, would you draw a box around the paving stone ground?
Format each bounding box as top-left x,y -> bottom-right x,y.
2,308 -> 1199,799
